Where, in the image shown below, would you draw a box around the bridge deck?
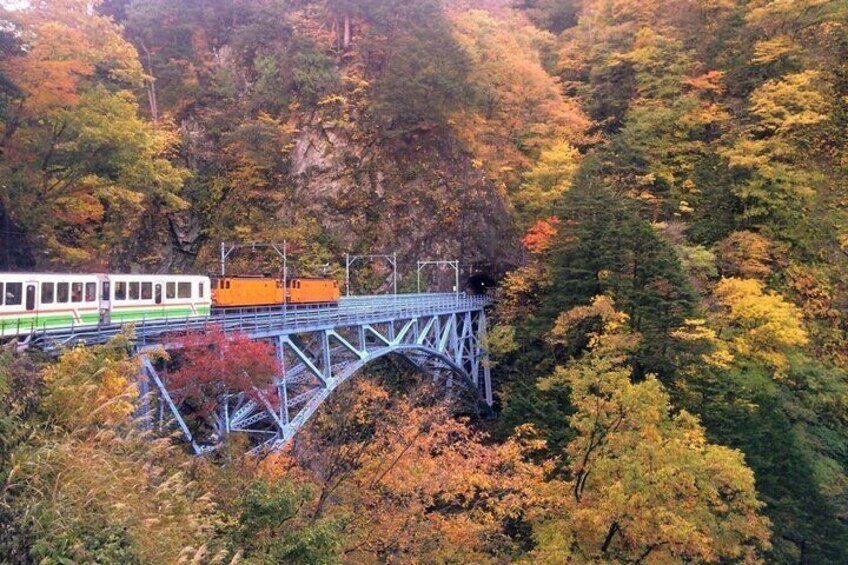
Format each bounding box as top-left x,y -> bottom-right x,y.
27,293 -> 491,352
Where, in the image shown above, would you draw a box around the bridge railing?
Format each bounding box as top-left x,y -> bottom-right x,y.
28,293 -> 492,351
216,295 -> 489,340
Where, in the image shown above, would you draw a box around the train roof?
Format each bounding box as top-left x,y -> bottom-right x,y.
216,275 -> 335,280
0,273 -> 208,279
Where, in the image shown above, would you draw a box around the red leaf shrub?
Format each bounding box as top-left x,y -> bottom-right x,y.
166,325 -> 280,417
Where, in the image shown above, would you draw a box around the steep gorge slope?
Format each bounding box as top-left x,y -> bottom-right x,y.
3,1 -> 848,563
494,1 -> 848,561
0,0 -> 582,284
146,0 -> 584,282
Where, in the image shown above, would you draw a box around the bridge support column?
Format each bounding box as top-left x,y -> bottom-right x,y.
478,309 -> 493,411
138,355 -> 205,455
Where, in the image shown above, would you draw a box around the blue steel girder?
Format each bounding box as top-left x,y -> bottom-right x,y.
134,295 -> 492,455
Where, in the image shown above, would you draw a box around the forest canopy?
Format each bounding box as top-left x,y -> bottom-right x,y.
1,0 -> 847,563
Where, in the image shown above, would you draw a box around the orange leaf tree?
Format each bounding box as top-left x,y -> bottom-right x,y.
287,377 -> 550,563
522,216 -> 561,255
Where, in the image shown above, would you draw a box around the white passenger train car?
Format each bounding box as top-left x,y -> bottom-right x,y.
0,273 -> 212,338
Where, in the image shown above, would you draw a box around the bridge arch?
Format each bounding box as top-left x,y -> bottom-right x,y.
140,307 -> 493,455
274,344 -> 484,449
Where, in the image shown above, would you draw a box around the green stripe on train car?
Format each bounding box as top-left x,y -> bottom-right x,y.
0,305 -> 211,336
0,313 -> 74,333
110,306 -> 210,323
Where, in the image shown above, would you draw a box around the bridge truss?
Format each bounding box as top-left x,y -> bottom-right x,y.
121,295 -> 492,454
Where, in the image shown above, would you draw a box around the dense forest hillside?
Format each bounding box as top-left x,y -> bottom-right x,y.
3,0 -> 581,279
1,0 -> 848,563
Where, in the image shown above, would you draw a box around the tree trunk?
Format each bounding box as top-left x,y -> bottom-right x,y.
601,521 -> 620,554
343,14 -> 351,49
140,41 -> 159,123
146,80 -> 159,124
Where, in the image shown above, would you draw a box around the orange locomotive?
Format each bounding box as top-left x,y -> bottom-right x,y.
212,277 -> 340,308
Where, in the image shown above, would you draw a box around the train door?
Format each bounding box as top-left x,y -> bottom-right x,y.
97,275 -> 111,325
25,283 -> 36,312
155,283 -> 163,316
24,281 -> 37,332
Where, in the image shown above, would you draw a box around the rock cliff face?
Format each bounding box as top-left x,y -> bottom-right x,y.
287,115 -> 517,276
0,1 -> 542,280
71,0 -> 528,280
154,110 -> 517,283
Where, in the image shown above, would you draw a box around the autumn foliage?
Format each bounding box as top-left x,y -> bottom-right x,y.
712,277 -> 808,373
2,0 -> 848,562
166,325 -> 280,417
1,338 -> 220,563
522,216 -> 560,254
536,297 -> 771,562
280,378 -> 549,563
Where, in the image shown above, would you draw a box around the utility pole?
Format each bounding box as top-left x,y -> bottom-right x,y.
345,253 -> 398,296
417,260 -> 460,295
219,242 -> 287,288
1,195 -> 10,270
344,253 -> 349,296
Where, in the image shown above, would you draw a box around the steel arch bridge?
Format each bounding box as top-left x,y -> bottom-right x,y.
31,294 -> 493,454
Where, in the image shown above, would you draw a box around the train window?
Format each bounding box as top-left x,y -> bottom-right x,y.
225,280 -> 231,289
71,282 -> 83,303
141,282 -> 152,300
41,282 -> 54,304
57,282 -> 69,303
199,282 -> 204,298
177,282 -> 191,299
102,281 -> 110,301
114,282 -> 126,301
85,282 -> 97,302
129,282 -> 140,300
5,282 -> 22,306
166,282 -> 176,299
0,282 -> 3,305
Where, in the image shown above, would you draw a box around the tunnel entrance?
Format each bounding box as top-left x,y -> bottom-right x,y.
466,272 -> 496,295
416,262 -> 501,295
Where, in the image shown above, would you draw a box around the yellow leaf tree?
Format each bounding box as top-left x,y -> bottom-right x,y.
720,71 -> 829,225
532,297 -> 771,563
517,142 -> 581,227
451,9 -> 589,192
712,278 -> 809,373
